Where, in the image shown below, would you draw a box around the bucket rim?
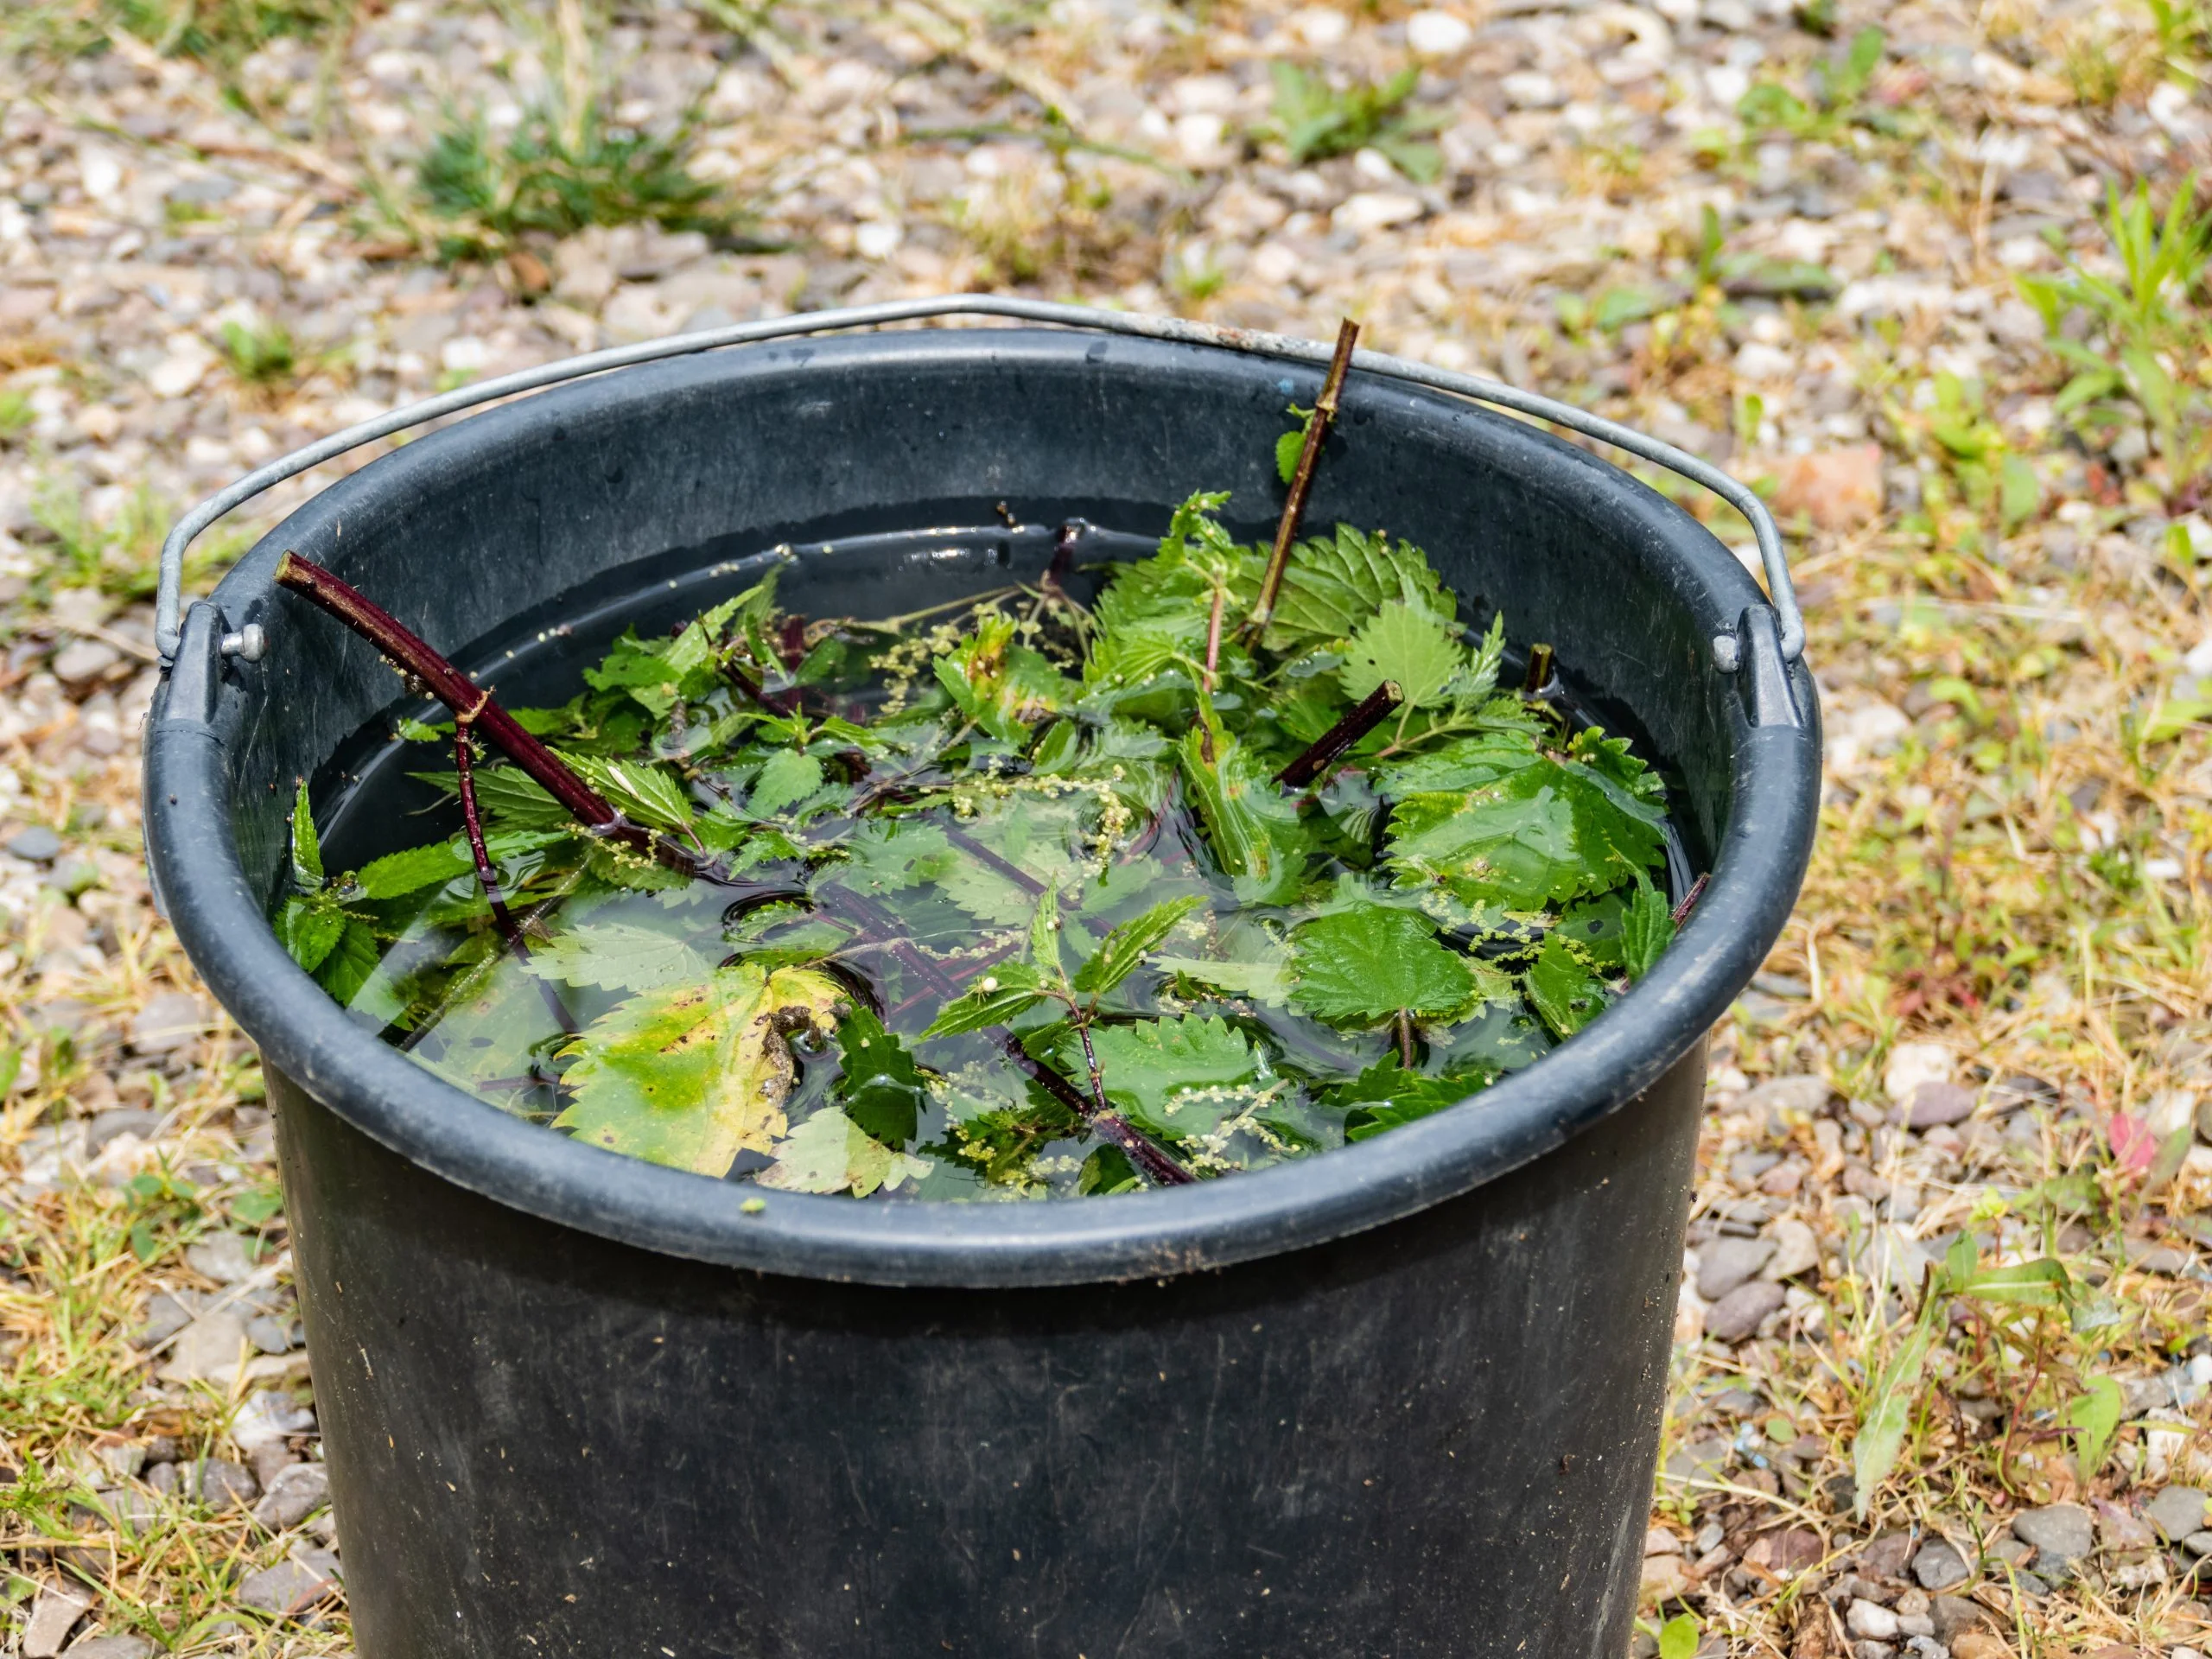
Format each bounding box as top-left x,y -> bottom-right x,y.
144,325 -> 1821,1287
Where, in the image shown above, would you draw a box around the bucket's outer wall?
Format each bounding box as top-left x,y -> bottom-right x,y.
276,1039 -> 1704,1659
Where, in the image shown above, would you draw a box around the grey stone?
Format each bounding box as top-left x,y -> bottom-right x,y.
1764,1218 -> 1821,1281
1739,1073 -> 1832,1130
22,1584 -> 91,1657
1698,1236 -> 1778,1299
1929,1594 -> 1991,1639
238,1548 -> 342,1617
6,824 -> 61,862
51,639 -> 120,688
1847,1599 -> 1899,1639
130,1292 -> 194,1348
184,1231 -> 257,1284
1859,1532 -> 1916,1578
2144,1485 -> 2210,1541
126,992 -> 212,1056
1904,1081 -> 1977,1128
1704,1280 -> 1786,1342
252,1462 -> 329,1531
2182,1529 -> 2212,1557
2012,1503 -> 2094,1564
86,1109 -> 160,1154
62,1637 -> 155,1659
156,1310 -> 248,1385
1910,1536 -> 1971,1590
245,1314 -> 296,1355
151,1458 -> 258,1510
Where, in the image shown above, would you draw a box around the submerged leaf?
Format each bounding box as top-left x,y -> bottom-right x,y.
1289,905 -> 1475,1025
757,1107 -> 932,1197
1072,894 -> 1205,996
554,964 -> 845,1176
531,921 -> 716,994
1525,934 -> 1606,1038
1329,1055 -> 1501,1141
834,1007 -> 930,1146
1069,1015 -> 1260,1132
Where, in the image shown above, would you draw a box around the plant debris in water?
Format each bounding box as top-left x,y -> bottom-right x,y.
272,400 -> 1689,1200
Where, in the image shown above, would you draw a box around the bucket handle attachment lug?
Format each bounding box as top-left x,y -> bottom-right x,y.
154,296 -> 1801,671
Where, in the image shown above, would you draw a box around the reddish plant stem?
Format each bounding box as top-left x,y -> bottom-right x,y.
721,656 -> 800,716
999,1032 -> 1195,1188
1395,1010 -> 1415,1069
942,824 -> 1045,897
457,728 -> 578,1036
1249,318 -> 1360,635
275,553 -> 718,880
1201,584 -> 1226,690
278,554 -> 618,830
1670,872 -> 1710,927
1275,680 -> 1403,789
453,728 -> 519,944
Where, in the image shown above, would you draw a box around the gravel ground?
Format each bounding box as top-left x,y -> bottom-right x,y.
2,0 -> 2210,1652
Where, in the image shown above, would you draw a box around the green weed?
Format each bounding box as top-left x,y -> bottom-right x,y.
2018,175 -> 2212,499
1738,26 -> 1916,143
216,317 -> 297,388
413,102 -> 734,264
1261,62 -> 1446,183
103,0 -> 347,69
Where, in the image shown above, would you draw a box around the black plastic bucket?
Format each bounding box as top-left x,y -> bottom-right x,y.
144,321 -> 1819,1658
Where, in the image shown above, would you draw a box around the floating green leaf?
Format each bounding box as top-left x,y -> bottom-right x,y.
1289,905 -> 1474,1026
1073,894 -> 1204,996
834,1007 -> 930,1146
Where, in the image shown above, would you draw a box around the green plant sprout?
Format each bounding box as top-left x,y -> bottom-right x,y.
1262,62 -> 1446,183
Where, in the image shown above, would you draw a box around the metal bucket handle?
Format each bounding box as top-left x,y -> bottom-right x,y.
152,294 -> 1800,673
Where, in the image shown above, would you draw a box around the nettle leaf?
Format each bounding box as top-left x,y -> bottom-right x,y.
289,781 -> 323,889
749,748 -> 823,817
1567,726 -> 1667,808
1373,731 -> 1541,796
1067,1015 -> 1260,1131
923,963 -> 1055,1039
1028,886 -> 1066,982
560,751 -> 694,832
314,919 -> 382,1007
1073,894 -> 1204,996
757,1107 -> 932,1197
1525,934 -> 1607,1038
1329,1055 -> 1501,1141
554,964 -> 844,1177
449,765 -> 576,831
353,839 -> 473,900
1386,756 -> 1667,909
1289,905 -> 1475,1025
934,614 -> 1075,742
1177,730 -> 1310,905
1339,600 -> 1463,709
531,921 -> 715,993
1618,877 -> 1675,980
1154,954 -> 1292,1006
1265,524 -> 1453,652
838,821 -> 957,893
834,1007 -> 929,1146
276,896 -> 345,975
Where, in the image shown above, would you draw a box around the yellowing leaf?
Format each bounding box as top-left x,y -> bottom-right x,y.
757,1107 -> 933,1197
554,964 -> 845,1176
